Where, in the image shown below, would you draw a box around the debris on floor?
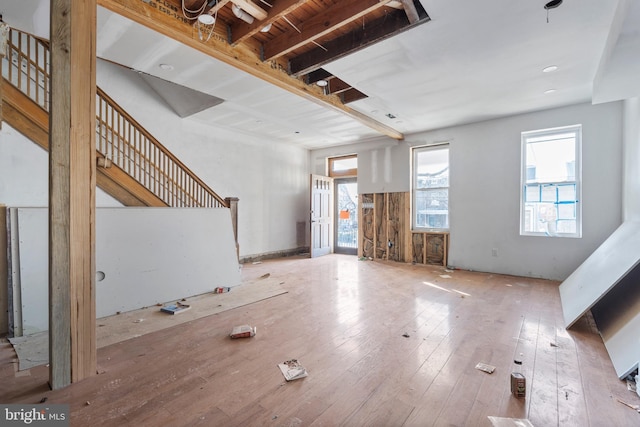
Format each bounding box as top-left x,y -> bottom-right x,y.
160,301 -> 191,315
230,324 -> 256,339
439,274 -> 452,279
617,398 -> 640,413
260,273 -> 271,279
475,362 -> 496,374
215,287 -> 230,293
278,359 -> 308,381
402,332 -> 410,338
487,416 -> 534,427
550,341 -> 558,347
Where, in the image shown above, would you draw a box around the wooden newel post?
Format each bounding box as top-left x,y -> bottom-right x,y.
225,197 -> 239,258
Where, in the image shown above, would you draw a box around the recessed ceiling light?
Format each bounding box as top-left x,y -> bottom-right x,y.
198,14 -> 215,25
316,80 -> 328,87
543,65 -> 558,73
544,89 -> 557,94
158,63 -> 174,71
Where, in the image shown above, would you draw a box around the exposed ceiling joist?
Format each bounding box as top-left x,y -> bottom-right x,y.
263,0 -> 392,61
98,0 -> 404,140
290,8 -> 425,77
398,0 -> 420,24
233,0 -> 267,21
203,0 -> 232,18
230,0 -> 308,46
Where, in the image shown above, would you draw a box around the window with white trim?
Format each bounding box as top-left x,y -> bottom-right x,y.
413,145 -> 449,230
520,125 -> 581,237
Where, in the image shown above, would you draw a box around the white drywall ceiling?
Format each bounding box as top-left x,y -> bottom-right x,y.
1,0 -> 635,149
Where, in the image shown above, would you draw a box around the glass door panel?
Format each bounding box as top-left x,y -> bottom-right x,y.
335,179 -> 358,255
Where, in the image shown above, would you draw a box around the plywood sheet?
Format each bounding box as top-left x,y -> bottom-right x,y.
559,220 -> 640,328
9,276 -> 286,370
16,207 -> 241,333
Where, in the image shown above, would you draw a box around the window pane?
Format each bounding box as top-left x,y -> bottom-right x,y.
415,189 -> 449,228
331,156 -> 357,172
415,148 -> 449,189
525,184 -> 540,202
413,145 -> 449,230
521,125 -> 580,238
525,137 -> 575,183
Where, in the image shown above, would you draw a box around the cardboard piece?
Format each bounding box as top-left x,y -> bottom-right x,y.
230,324 -> 256,338
278,359 -> 307,381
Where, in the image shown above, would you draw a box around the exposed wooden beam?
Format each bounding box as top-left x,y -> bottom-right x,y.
290,8 -> 426,77
398,0 -> 419,24
49,0 -> 97,389
305,68 -> 332,84
328,78 -> 352,95
203,0 -> 232,17
99,0 -> 403,140
230,0 -> 309,46
233,0 -> 267,20
263,0 -> 391,61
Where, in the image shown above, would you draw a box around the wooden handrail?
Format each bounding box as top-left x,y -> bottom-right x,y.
2,28 -> 228,209
95,88 -> 227,207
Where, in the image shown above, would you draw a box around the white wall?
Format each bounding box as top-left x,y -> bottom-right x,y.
0,123 -> 122,207
96,61 -> 310,258
623,97 -> 640,220
311,101 -> 623,280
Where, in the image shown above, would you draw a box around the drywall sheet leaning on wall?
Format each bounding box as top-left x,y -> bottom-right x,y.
559,220 -> 640,379
559,220 -> 640,328
591,263 -> 640,379
16,207 -> 241,334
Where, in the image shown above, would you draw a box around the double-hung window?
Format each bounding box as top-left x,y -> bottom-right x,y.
413,145 -> 449,230
520,125 -> 581,237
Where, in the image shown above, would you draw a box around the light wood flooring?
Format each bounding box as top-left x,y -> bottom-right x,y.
1,254 -> 639,426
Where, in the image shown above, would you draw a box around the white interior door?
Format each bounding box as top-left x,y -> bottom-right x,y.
310,174 -> 333,257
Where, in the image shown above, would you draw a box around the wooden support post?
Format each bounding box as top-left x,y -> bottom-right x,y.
225,197 -> 239,258
0,22 -> 6,130
49,0 -> 97,389
0,205 -> 7,336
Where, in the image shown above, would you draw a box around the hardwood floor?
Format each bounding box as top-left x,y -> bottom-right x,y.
1,254 -> 639,426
